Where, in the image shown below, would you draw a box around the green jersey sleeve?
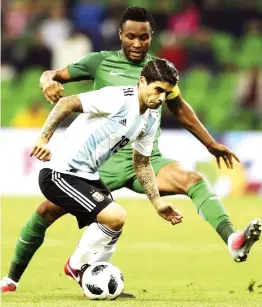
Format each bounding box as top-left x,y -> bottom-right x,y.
67,51 -> 116,81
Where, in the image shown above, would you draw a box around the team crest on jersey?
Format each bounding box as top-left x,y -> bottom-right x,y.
92,192 -> 104,202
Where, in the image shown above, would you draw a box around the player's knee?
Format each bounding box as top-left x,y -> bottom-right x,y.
105,204 -> 126,231
110,208 -> 126,230
36,200 -> 51,216
187,171 -> 203,188
97,202 -> 126,231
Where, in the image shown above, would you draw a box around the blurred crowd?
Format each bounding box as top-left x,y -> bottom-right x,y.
2,0 -> 262,131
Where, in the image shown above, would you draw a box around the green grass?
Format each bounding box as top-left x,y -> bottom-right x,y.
1,196 -> 262,307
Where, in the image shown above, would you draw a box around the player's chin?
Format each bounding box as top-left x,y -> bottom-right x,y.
128,52 -> 145,63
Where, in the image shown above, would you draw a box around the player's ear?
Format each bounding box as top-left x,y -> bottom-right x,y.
139,76 -> 147,87
119,28 -> 122,40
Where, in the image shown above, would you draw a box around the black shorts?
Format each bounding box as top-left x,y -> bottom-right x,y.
39,168 -> 113,228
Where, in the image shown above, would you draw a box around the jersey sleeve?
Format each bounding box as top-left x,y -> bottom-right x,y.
77,87 -> 124,118
132,121 -> 158,157
67,51 -> 113,81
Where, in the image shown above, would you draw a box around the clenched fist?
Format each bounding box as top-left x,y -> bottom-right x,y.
41,81 -> 64,104
30,138 -> 52,161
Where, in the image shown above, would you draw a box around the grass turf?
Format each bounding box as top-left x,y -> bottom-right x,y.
1,196 -> 262,307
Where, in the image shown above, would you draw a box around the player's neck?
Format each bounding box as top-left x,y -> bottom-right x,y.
138,92 -> 148,115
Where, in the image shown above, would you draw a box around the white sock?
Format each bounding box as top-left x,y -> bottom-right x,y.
70,223 -> 122,270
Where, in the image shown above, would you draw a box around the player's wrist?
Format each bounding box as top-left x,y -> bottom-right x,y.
151,197 -> 161,210
153,198 -> 166,213
206,140 -> 216,150
38,135 -> 49,144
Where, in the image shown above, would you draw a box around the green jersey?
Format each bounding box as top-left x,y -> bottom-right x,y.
68,50 -> 175,193
67,50 -> 161,155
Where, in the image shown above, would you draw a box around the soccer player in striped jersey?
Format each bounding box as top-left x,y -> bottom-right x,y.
1,6 -> 260,294
2,59 -> 183,295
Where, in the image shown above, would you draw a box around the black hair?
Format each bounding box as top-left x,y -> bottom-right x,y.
141,59 -> 179,86
119,6 -> 155,32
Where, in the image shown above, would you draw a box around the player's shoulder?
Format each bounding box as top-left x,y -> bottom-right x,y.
96,86 -> 135,115
103,85 -> 137,109
119,85 -> 136,97
98,85 -> 136,101
101,85 -> 136,93
99,50 -> 119,60
145,53 -> 158,62
78,50 -> 118,62
145,54 -> 179,70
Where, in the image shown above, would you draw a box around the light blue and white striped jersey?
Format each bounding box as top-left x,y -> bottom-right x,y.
47,86 -> 159,180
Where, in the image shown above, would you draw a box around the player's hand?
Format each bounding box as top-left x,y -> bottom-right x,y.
156,201 -> 183,225
41,81 -> 64,104
30,138 -> 52,161
207,141 -> 240,169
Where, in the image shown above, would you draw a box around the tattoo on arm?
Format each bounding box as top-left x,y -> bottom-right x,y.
133,150 -> 160,202
40,95 -> 83,141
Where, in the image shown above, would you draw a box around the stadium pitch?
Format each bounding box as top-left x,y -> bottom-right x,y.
1,196 -> 261,307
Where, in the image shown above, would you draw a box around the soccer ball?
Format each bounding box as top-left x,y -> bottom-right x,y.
82,262 -> 124,300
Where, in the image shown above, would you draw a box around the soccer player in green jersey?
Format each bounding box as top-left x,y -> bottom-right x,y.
1,6 -> 260,293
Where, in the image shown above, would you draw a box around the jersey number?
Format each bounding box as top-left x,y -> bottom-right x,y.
111,136 -> 130,153
122,87 -> 134,96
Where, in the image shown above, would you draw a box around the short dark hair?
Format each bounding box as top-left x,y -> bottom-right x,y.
141,59 -> 179,86
119,6 -> 155,32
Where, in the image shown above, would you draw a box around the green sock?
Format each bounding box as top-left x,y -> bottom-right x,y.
187,180 -> 235,244
8,213 -> 51,282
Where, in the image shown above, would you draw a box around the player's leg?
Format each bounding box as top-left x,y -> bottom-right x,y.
36,169 -> 125,284
131,157 -> 261,261
155,161 -> 234,240
0,200 -> 66,292
68,177 -> 126,271
69,202 -> 126,273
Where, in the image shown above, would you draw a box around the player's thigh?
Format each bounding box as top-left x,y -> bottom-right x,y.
156,161 -> 203,195
130,156 -> 174,193
39,168 -> 113,228
131,158 -> 203,195
99,154 -> 126,191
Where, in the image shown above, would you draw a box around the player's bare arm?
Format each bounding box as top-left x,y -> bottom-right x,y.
40,67 -> 72,104
30,95 -> 82,161
167,94 -> 240,169
132,149 -> 183,225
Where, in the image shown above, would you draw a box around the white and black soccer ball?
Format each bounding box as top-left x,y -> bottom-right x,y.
82,262 -> 124,300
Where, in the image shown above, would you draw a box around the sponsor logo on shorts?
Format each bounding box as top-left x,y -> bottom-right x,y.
92,192 -> 104,202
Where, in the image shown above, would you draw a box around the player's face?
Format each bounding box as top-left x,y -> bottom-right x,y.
139,78 -> 174,110
119,20 -> 152,63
